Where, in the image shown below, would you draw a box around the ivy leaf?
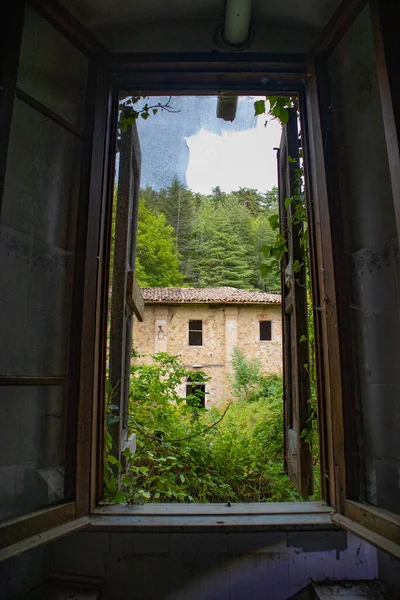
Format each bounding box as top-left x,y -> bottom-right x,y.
179,474 -> 186,483
141,112 -> 149,120
152,108 -> 158,115
260,244 -> 271,258
259,263 -> 270,277
122,447 -> 132,458
121,475 -> 131,486
107,454 -> 119,465
284,197 -> 292,210
293,260 -> 302,273
278,108 -> 289,124
113,491 -> 125,503
268,214 -> 280,230
299,334 -> 308,343
120,121 -> 128,134
254,99 -> 266,116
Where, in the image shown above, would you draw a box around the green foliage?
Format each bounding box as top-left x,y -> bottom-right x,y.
135,181 -> 281,291
254,96 -> 321,490
229,347 -> 262,401
118,96 -> 179,135
135,199 -> 183,287
190,197 -> 254,288
104,353 -> 301,503
253,96 -> 299,126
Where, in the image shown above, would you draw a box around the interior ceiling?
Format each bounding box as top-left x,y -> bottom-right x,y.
62,0 -> 341,35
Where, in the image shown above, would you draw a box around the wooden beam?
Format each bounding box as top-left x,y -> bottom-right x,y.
113,53 -> 307,73
28,0 -> 110,59
332,512 -> 400,561
309,0 -> 367,58
72,60 -> 112,516
345,500 -> 400,546
371,0 -> 400,246
126,271 -> 144,322
0,502 -> 76,550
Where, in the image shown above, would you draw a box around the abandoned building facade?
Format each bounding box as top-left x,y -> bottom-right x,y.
1,0 -> 400,598
133,287 -> 282,405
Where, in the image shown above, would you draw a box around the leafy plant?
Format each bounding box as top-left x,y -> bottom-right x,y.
103,352 -> 305,504
118,96 -> 179,135
229,347 -> 262,401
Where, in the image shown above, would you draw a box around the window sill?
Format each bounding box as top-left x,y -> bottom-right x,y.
89,501 -> 336,532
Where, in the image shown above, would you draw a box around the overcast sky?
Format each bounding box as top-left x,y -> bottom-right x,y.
136,96 -> 282,194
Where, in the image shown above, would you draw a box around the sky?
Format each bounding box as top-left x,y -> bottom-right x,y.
136,96 -> 282,194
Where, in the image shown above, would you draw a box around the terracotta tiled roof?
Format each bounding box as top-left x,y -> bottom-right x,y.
140,287 -> 281,305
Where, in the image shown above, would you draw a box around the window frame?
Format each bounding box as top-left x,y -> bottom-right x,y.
188,319 -> 203,347
259,320 -> 273,342
0,1 -> 112,557
3,0 -> 400,563
185,376 -> 206,409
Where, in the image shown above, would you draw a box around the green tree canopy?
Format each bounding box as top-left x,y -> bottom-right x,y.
135,199 -> 183,287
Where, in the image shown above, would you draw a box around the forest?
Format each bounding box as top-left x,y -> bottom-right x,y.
135,178 -> 281,291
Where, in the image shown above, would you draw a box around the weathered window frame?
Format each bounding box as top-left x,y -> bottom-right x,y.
259,320 -> 272,342
1,0 -> 400,563
188,319 -> 203,346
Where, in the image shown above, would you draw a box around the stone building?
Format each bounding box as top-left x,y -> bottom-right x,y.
133,287 -> 282,405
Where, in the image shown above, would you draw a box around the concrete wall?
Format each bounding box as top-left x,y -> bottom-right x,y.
327,6 -> 400,516
133,303 -> 282,404
43,528 -> 376,600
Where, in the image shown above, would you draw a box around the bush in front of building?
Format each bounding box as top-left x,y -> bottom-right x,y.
105,352 -> 303,503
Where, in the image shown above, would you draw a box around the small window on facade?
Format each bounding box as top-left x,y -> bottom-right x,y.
186,374 -> 206,408
188,320 -> 203,346
260,320 -> 272,341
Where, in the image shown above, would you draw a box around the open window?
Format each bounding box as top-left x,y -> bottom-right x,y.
259,320 -> 272,341
3,0 -> 400,566
186,373 -> 206,409
188,320 -> 203,346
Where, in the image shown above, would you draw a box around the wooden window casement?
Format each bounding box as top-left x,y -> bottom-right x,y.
259,320 -> 272,341
0,1 -> 113,560
2,0 -> 400,566
188,320 -> 203,346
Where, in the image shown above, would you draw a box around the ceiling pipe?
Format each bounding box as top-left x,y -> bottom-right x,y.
216,0 -> 252,122
223,0 -> 252,47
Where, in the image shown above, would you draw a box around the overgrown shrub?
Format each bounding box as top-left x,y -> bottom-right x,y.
229,347 -> 263,401
104,352 -> 306,503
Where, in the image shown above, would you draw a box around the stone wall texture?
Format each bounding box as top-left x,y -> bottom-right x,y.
133,303 -> 282,405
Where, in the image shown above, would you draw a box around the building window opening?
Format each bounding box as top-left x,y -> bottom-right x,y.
105,93 -> 319,505
186,372 -> 206,409
188,320 -> 203,346
260,320 -> 272,341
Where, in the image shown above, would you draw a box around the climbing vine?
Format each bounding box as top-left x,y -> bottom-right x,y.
118,96 -> 179,135
255,96 -> 319,472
